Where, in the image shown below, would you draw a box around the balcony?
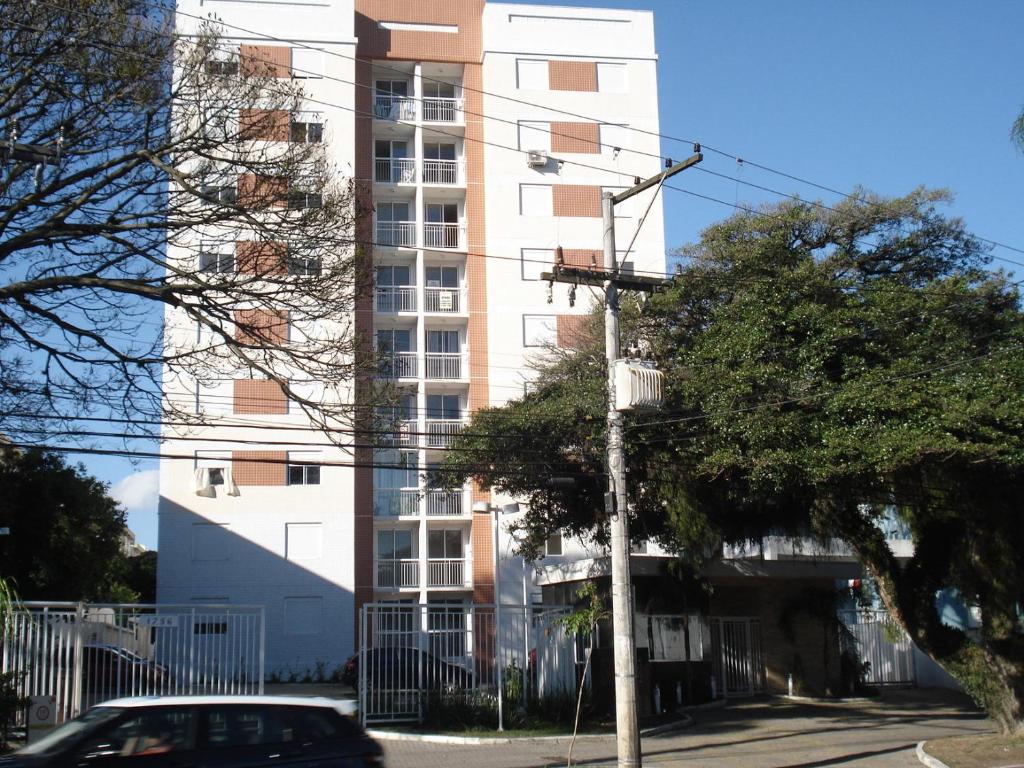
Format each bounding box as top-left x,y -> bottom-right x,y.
374,95 -> 416,122
422,159 -> 461,185
374,489 -> 419,517
425,490 -> 464,516
378,352 -> 418,379
376,221 -> 417,248
376,558 -> 419,589
375,286 -> 417,313
427,558 -> 467,588
376,420 -> 418,448
423,222 -> 465,250
374,158 -> 417,184
423,286 -> 464,313
422,97 -> 463,123
424,352 -> 464,380
425,419 -> 465,448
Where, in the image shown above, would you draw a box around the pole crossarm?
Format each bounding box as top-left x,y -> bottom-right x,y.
0,139 -> 60,165
541,267 -> 670,292
612,152 -> 702,205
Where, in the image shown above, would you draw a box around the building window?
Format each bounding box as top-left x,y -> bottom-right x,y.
290,114 -> 323,143
198,182 -> 237,206
428,529 -> 463,559
291,48 -> 323,79
520,184 -> 553,216
523,314 -> 557,347
596,62 -> 627,93
287,462 -> 320,485
518,121 -> 551,152
521,248 -> 554,281
288,254 -> 322,277
205,58 -> 238,77
516,58 -> 548,90
198,247 -> 234,274
545,532 -> 563,556
288,183 -> 322,210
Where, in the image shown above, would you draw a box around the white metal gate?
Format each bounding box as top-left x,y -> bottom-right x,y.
1,603 -> 265,723
838,610 -> 915,686
710,616 -> 766,697
358,603 -> 572,726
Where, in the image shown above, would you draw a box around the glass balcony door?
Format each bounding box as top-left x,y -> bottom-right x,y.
424,265 -> 460,312
377,201 -> 415,247
424,203 -> 460,249
422,142 -> 458,184
375,264 -> 416,312
377,328 -> 416,378
375,79 -> 414,120
375,139 -> 414,184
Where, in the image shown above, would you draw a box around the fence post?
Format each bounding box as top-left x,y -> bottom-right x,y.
359,604 -> 367,728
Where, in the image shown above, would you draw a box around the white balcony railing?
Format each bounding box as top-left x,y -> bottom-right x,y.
374,95 -> 417,121
425,489 -> 464,516
424,352 -> 463,380
422,159 -> 460,185
422,97 -> 463,123
423,287 -> 463,313
423,222 -> 465,250
374,158 -> 417,184
376,558 -> 420,589
425,419 -> 464,448
376,221 -> 417,247
378,352 -> 418,379
375,286 -> 417,313
373,489 -> 420,517
376,421 -> 418,448
427,558 -> 466,588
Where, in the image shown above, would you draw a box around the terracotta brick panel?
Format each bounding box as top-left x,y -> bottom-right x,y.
549,60 -> 597,92
239,109 -> 290,141
233,379 -> 288,415
235,241 -> 288,277
556,314 -> 590,349
234,310 -> 289,346
553,185 -> 601,218
355,0 -> 484,63
471,511 -> 494,604
231,450 -> 287,485
240,45 -> 291,78
550,122 -> 600,154
561,248 -> 601,269
237,174 -> 288,209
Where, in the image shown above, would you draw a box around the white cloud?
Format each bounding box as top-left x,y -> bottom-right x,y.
110,469 -> 159,512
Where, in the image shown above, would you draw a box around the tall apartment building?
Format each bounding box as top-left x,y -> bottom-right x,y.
159,0 -> 667,674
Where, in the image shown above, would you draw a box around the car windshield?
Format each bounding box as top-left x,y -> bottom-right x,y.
17,706 -> 124,755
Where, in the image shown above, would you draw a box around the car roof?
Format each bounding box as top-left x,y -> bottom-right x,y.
96,695 -> 357,715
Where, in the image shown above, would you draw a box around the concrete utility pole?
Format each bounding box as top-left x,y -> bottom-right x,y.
543,151 -> 701,768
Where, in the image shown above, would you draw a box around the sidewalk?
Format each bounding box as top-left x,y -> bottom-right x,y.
381,690 -> 990,768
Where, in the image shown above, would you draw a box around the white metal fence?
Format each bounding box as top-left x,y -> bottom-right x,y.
1,603 -> 264,723
358,603 -> 574,726
839,609 -> 916,686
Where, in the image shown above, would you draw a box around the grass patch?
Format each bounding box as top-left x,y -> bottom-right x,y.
924,733 -> 1024,768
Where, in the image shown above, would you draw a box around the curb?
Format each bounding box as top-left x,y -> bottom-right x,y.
915,741 -> 952,768
777,695 -> 876,704
682,698 -> 729,711
368,715 -> 693,744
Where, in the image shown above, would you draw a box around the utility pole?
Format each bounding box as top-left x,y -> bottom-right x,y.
543,151 -> 701,768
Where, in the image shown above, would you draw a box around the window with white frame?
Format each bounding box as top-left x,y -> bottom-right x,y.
516,58 -> 548,89
523,314 -> 557,347
195,450 -> 231,484
198,179 -> 237,206
603,186 -> 633,218
288,251 -> 322,277
287,179 -> 322,210
198,241 -> 234,273
287,452 -> 321,485
599,124 -> 630,155
290,111 -> 323,143
204,46 -> 239,77
520,184 -> 553,216
194,382 -> 233,416
291,47 -> 324,79
596,62 -> 627,93
518,121 -> 551,152
521,248 -> 554,281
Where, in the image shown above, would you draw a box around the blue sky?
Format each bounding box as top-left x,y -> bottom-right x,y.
93,0 -> 1024,550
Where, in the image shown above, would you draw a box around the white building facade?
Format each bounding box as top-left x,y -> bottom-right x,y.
159,0 -> 667,676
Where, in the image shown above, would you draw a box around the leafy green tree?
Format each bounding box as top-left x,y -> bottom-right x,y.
0,447 -> 135,601
440,189 -> 1024,733
1013,105 -> 1024,151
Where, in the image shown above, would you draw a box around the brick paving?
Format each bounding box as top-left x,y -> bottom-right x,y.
380,690 -> 991,768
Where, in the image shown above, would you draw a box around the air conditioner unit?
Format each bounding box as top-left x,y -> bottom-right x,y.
613,359 -> 664,411
526,150 -> 548,168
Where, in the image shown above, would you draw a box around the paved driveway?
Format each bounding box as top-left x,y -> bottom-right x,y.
381,690 -> 991,768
